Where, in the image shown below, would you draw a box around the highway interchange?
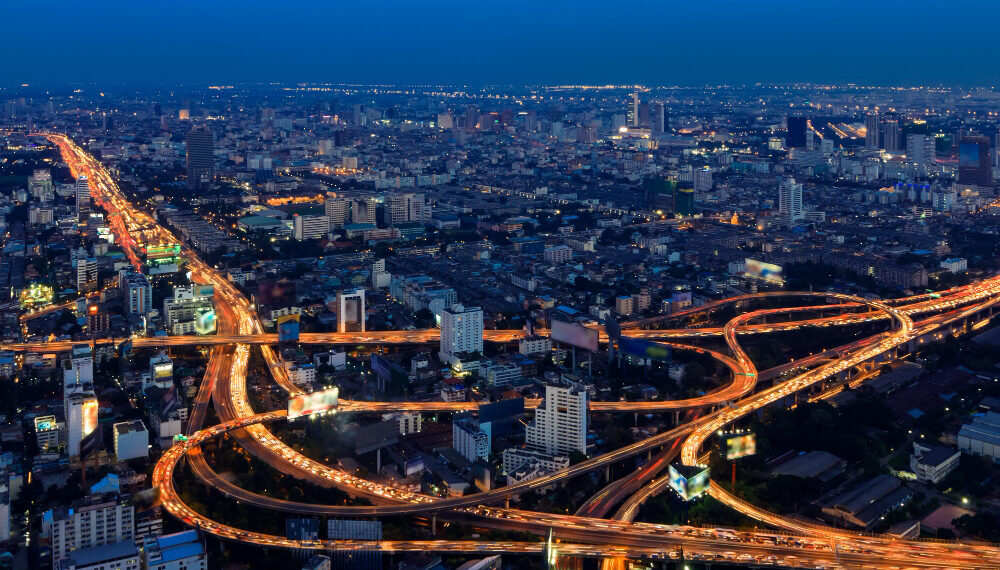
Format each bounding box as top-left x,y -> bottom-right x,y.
32,132 -> 1000,568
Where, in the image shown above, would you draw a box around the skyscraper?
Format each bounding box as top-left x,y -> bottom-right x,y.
883,118 -> 902,152
439,304 -> 483,363
906,134 -> 935,168
628,90 -> 640,127
865,112 -> 880,149
778,176 -> 804,223
959,135 -> 992,186
651,102 -> 666,133
525,384 -> 588,456
75,175 -> 90,219
786,116 -> 808,148
186,125 -> 215,190
386,192 -> 426,225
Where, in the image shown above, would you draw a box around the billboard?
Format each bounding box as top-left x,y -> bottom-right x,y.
668,464 -> 710,501
193,284 -> 215,299
82,399 -> 99,438
355,419 -> 399,454
550,319 -> 599,352
671,291 -> 692,309
404,455 -> 425,476
194,307 -> 217,335
617,337 -> 672,361
153,362 -> 173,379
287,387 -> 339,420
745,258 -> 784,284
277,314 -> 301,342
327,520 -> 383,540
725,433 -> 757,460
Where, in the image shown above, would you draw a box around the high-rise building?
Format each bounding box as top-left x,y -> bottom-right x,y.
120,271 -> 152,317
525,384 -> 588,456
75,175 -> 91,219
371,259 -> 391,289
651,102 -> 666,133
906,134 -> 936,168
778,176 -> 804,223
324,198 -> 350,228
785,116 -> 809,148
438,304 -> 483,362
185,125 -> 215,190
112,420 -> 149,461
453,415 -> 490,463
30,169 -> 54,201
43,494 -> 135,563
628,91 -> 641,127
882,118 -> 902,152
865,112 -> 880,149
77,257 -> 99,292
673,186 -> 695,216
959,135 -> 992,186
386,192 -> 427,225
351,198 -> 378,224
65,391 -> 98,458
292,213 -> 331,241
693,167 -> 713,195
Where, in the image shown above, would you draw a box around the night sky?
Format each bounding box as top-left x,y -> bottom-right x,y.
2,0 -> 997,86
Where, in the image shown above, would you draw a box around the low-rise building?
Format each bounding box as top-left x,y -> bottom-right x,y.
909,442 -> 960,484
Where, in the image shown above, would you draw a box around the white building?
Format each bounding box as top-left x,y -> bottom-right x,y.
336,288 -> 366,333
909,442 -> 959,484
324,198 -> 350,229
453,416 -> 490,463
77,257 -> 98,292
501,447 -> 570,475
483,361 -> 523,387
906,134 -> 935,167
293,213 -> 330,241
371,259 -> 391,289
525,384 -> 588,456
519,336 -> 552,356
113,420 -> 149,461
43,496 -> 134,563
386,192 -> 427,225
543,245 -> 572,264
120,271 -> 152,317
34,415 -> 61,452
286,363 -> 316,386
65,391 -> 98,458
940,258 -> 968,273
693,167 -> 713,194
778,177 -> 804,223
439,304 -> 483,364
143,530 -> 207,570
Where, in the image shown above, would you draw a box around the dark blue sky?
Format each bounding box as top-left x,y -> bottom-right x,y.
3,0 -> 998,86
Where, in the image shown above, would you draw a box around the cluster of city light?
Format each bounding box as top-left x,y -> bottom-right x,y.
39,132 -> 1000,569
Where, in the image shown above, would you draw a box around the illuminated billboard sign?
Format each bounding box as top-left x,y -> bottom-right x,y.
725,433 -> 757,460
277,314 -> 301,342
745,258 -> 784,284
153,363 -> 173,379
617,337 -> 671,361
668,464 -> 710,501
550,319 -> 599,352
287,387 -> 339,420
194,307 -> 217,335
82,399 -> 99,438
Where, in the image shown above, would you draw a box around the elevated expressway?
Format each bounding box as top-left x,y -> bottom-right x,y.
40,131 -> 1000,568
